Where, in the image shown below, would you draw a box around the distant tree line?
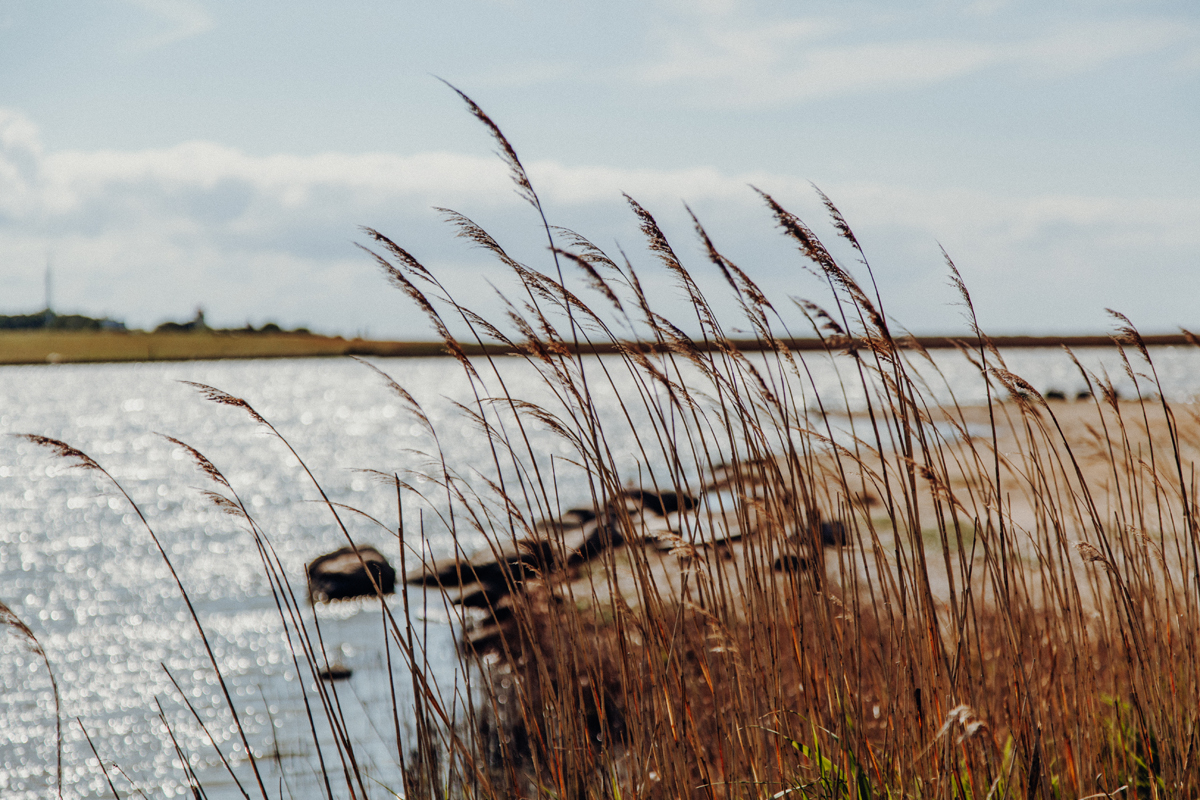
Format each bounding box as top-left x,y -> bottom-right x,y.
152,320 -> 311,335
0,310 -> 126,331
151,309 -> 310,334
0,308 -> 310,335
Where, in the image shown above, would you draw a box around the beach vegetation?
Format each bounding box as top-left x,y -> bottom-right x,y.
9,90 -> 1200,799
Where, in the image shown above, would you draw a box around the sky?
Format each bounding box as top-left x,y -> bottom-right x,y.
0,0 -> 1197,339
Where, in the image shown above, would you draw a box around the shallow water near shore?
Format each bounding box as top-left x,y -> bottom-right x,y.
2,346 -> 1200,798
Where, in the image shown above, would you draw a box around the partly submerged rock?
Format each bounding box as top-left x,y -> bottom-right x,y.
405,492 -> 704,591
307,544 -> 396,602
452,584 -> 510,609
531,507 -> 597,534
318,664 -> 353,681
819,520 -> 848,546
404,556 -> 480,588
464,541 -> 545,589
772,552 -> 812,573
620,490 -> 696,517
407,539 -> 548,589
399,483 -> 855,655
406,517 -> 609,590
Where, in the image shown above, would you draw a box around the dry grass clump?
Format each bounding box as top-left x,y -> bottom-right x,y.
16,89 -> 1200,799
355,91 -> 1200,799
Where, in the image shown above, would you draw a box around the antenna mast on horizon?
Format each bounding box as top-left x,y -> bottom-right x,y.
44,252 -> 54,322
42,251 -> 55,323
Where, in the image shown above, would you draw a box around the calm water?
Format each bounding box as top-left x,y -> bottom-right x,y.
2,347 -> 1198,798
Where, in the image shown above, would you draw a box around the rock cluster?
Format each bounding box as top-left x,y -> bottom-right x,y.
403,488 -> 844,652
301,487 -> 847,666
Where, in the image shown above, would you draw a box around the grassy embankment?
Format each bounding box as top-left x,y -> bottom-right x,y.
0,330 -> 451,364
5,327 -> 1197,366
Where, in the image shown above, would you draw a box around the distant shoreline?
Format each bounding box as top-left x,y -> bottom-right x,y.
0,330 -> 1194,365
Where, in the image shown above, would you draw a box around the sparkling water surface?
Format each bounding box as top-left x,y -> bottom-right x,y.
2,347 -> 1198,798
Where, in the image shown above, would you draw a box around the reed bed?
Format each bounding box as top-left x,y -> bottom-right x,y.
10,90 -> 1200,799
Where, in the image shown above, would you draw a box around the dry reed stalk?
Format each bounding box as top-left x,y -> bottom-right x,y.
350,91 -> 1200,799
20,88 -> 1200,800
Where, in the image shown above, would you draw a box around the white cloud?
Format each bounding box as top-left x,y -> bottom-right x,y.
1014,18 -> 1188,76
964,0 -> 1012,17
657,0 -> 747,19
1,106 -> 1197,336
832,182 -> 1200,252
635,12 -> 1198,106
122,0 -> 213,50
6,139 -> 517,222
0,108 -> 42,157
4,102 -> 1197,250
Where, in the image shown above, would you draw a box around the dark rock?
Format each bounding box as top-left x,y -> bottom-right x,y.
1076,390 -> 1093,401
773,554 -> 811,573
523,515 -> 622,567
318,665 -> 353,681
532,508 -> 596,533
820,520 -> 848,546
516,492 -> 695,567
454,585 -> 508,609
1045,389 -> 1066,400
481,603 -> 515,627
466,542 -> 542,591
566,507 -> 598,525
565,519 -> 624,565
856,492 -> 879,508
621,490 -> 696,516
404,556 -> 479,587
405,541 -> 543,591
307,545 -> 396,602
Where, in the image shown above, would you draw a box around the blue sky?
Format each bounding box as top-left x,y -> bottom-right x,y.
1,0 -> 1197,338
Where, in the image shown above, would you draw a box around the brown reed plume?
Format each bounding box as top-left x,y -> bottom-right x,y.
347,90 -> 1200,800
22,87 -> 1200,800
0,597 -> 62,799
